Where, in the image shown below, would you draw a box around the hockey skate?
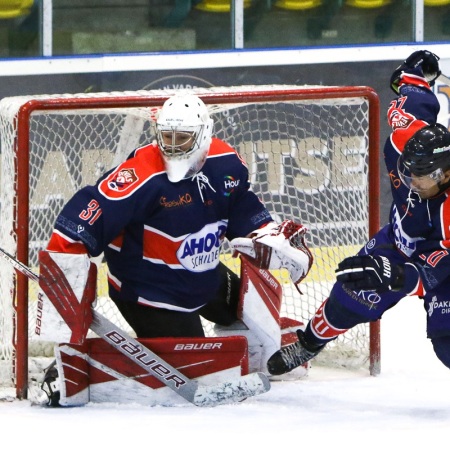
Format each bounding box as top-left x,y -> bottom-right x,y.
41,360 -> 61,407
267,329 -> 325,376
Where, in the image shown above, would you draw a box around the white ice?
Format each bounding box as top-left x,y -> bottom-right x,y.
1,295 -> 448,449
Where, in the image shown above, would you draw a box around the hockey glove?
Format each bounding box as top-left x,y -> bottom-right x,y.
230,220 -> 313,293
335,255 -> 405,293
390,50 -> 440,94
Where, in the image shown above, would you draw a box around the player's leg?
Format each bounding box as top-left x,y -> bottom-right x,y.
431,336 -> 450,369
267,281 -> 406,375
424,284 -> 450,370
38,250 -> 97,405
197,262 -> 240,326
267,226 -> 406,375
111,299 -> 206,337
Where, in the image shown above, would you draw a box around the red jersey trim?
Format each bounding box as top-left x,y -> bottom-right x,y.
47,230 -> 87,254
398,73 -> 431,91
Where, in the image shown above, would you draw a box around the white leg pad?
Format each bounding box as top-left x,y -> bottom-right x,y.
35,251 -> 97,344
215,255 -> 282,374
215,256 -> 310,379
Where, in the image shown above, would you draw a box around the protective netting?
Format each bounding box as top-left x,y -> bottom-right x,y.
0,85 -> 379,393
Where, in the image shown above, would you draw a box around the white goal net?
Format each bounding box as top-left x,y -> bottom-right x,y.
0,85 -> 380,399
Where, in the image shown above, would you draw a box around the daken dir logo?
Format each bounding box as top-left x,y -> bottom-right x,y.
223,175 -> 240,196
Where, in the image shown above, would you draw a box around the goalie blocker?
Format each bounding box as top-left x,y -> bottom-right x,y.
37,250 -> 309,406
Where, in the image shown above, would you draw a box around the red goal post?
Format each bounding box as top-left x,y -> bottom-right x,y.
0,85 -> 380,399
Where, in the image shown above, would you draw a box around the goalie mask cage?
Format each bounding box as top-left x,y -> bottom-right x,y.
0,85 -> 380,399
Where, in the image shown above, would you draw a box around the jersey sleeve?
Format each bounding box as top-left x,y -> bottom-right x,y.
387,70 -> 441,152
411,200 -> 450,294
47,146 -> 161,257
48,184 -> 136,257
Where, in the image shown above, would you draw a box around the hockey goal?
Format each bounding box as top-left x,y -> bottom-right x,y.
0,85 -> 380,399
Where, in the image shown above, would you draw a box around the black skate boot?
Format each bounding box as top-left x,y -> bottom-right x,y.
267,329 -> 325,376
41,360 -> 61,407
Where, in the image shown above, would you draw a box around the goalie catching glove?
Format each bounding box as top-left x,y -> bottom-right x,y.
230,220 -> 313,293
335,255 -> 405,293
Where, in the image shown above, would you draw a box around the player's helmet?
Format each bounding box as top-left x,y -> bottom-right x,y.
156,93 -> 213,182
398,123 -> 450,190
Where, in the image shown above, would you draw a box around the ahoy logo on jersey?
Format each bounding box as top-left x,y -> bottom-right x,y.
177,221 -> 227,272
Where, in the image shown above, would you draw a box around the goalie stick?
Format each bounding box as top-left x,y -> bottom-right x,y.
0,247 -> 270,407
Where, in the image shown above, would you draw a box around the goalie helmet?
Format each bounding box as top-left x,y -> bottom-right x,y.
398,123 -> 450,191
156,93 -> 214,182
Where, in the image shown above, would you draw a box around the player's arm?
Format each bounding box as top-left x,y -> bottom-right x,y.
388,51 -> 442,152
47,180 -> 140,257
335,255 -> 422,295
47,230 -> 89,253
390,50 -> 441,95
334,248 -> 450,297
46,188 -> 106,256
47,148 -> 155,255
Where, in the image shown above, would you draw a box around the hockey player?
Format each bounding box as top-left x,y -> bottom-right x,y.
267,49 -> 450,375
40,92 -> 313,404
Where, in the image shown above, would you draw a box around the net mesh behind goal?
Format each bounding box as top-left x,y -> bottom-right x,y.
0,85 -> 380,399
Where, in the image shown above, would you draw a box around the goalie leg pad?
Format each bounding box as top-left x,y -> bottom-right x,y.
55,336 -> 250,407
36,251 -> 97,344
215,255 -> 282,374
54,343 -> 90,407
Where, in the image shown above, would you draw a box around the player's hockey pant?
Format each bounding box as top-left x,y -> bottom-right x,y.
111,262 -> 240,338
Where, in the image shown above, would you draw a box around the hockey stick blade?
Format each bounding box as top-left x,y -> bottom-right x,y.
0,246 -> 270,407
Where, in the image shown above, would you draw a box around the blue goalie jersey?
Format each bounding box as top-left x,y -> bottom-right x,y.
47,138 -> 273,312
